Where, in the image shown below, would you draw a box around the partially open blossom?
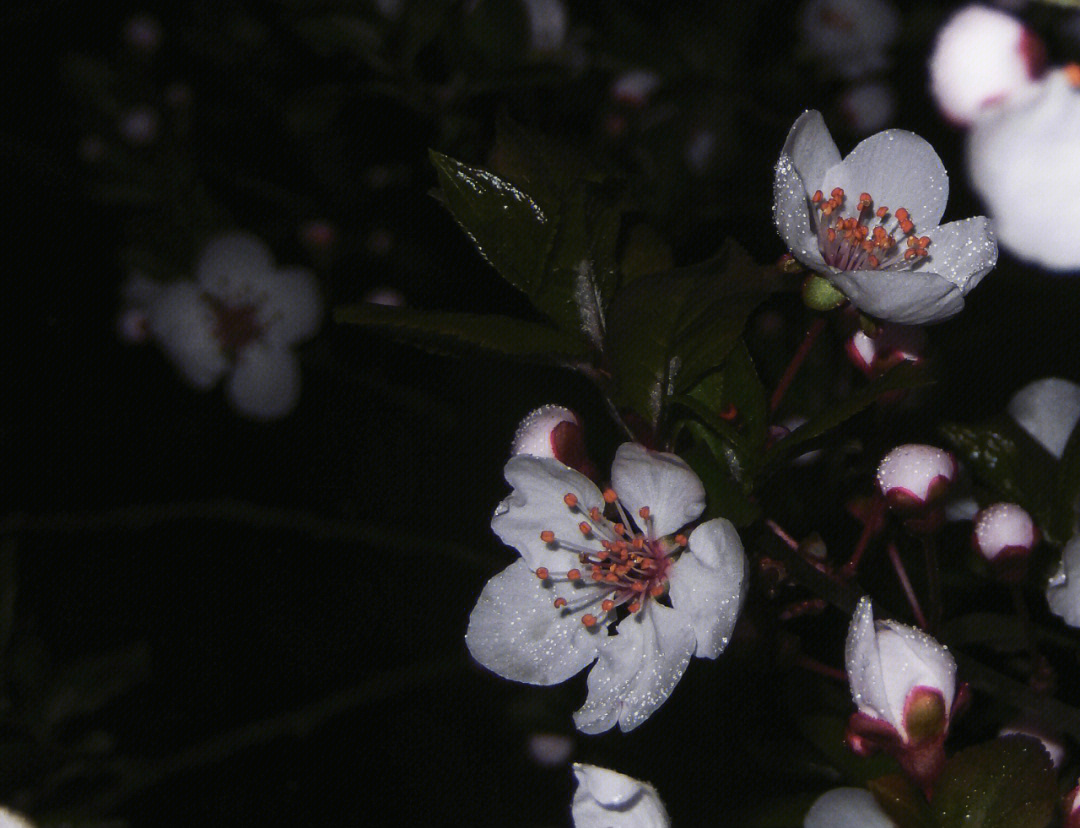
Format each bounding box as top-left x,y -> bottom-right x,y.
1007,377 -> 1080,459
1047,535 -> 1080,628
968,67 -> 1080,270
845,323 -> 925,377
466,443 -> 748,733
774,111 -> 997,324
511,405 -> 596,479
805,787 -> 895,828
838,81 -> 897,135
973,502 -> 1037,581
876,444 -> 957,510
571,764 -> 669,828
798,0 -> 900,79
846,597 -> 961,787
999,717 -> 1065,768
142,233 -> 323,420
929,5 -> 1044,125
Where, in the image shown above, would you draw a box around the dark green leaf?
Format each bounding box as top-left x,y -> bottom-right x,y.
43,643 -> 151,731
867,775 -> 934,828
334,303 -> 590,362
430,151 -> 620,340
765,361 -> 935,470
1053,418 -> 1080,542
933,736 -> 1056,828
620,223 -> 674,285
605,241 -> 781,426
680,421 -> 760,526
940,417 -> 1061,543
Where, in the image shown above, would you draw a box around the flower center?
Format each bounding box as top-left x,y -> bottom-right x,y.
811,188 -> 930,271
535,489 -> 685,627
205,294 -> 264,353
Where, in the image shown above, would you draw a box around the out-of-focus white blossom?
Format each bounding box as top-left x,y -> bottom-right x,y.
466,444 -> 748,733
805,788 -> 895,828
774,111 -> 997,324
611,70 -> 661,108
685,129 -> 716,175
526,732 -> 574,767
838,82 -> 897,135
124,14 -> 162,54
929,5 -> 1044,125
876,445 -> 956,509
798,0 -> 900,79
1007,377 -> 1080,459
571,764 -> 669,828
119,107 -> 160,145
1047,535 -> 1080,628
967,67 -> 1080,270
522,0 -> 567,53
140,233 -> 323,420
0,806 -> 35,828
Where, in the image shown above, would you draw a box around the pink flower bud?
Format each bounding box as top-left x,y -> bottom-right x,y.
510,405 -> 595,479
876,445 -> 956,510
929,6 -> 1044,126
973,502 -> 1037,581
845,324 -> 925,377
1066,779 -> 1080,828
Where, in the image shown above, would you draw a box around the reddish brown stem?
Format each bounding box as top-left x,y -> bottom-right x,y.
794,653 -> 849,683
770,316 -> 827,414
841,497 -> 886,578
888,541 -> 929,630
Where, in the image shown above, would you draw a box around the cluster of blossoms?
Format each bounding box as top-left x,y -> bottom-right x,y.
122,233 -> 323,420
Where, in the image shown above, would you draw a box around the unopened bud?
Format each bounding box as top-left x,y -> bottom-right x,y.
929,5 -> 1045,126
877,444 -> 956,511
511,405 -> 595,478
802,274 -> 846,311
1066,779 -> 1080,828
973,502 -> 1037,581
845,324 -> 925,377
903,686 -> 948,745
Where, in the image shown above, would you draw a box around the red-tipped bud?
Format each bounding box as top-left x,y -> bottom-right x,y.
510,405 -> 596,478
972,502 -> 1037,582
877,445 -> 957,511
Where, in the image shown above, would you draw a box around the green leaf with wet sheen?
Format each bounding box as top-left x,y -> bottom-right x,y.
867,775 -> 934,828
933,736 -> 1056,828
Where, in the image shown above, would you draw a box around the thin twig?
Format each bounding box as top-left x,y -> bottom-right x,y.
770,316 -> 827,414
887,542 -> 929,631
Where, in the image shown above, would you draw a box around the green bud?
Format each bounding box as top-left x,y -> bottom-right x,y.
802,274 -> 846,311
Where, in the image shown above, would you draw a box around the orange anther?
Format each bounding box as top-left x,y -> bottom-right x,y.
553,597 -> 567,608
894,207 -> 909,222
631,582 -> 646,592
899,220 -> 914,235
602,599 -> 615,612
831,187 -> 844,199
605,573 -> 619,583
567,568 -> 581,580
876,206 -> 888,218
579,522 -> 592,535
582,614 -> 598,627
540,531 -> 555,543
596,550 -> 608,561
859,192 -> 871,204
1067,63 -> 1080,88
675,534 -> 688,546
591,569 -> 604,581
650,584 -> 666,597
632,537 -> 644,549
536,567 -> 549,580
812,190 -> 823,203
589,507 -> 602,522
603,488 -> 618,504
868,255 -> 879,268
904,249 -> 917,261
638,507 -> 651,519
918,236 -> 931,248
627,601 -> 641,613
826,229 -> 836,242
613,522 -> 626,536
563,493 -> 578,508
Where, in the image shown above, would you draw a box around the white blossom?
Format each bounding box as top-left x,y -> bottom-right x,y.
572,764 -> 669,828
798,0 -> 900,79
805,788 -> 895,828
1007,377 -> 1080,459
845,597 -> 957,743
774,111 -> 997,324
141,233 -> 323,420
522,0 -> 567,53
968,68 -> 1080,270
1047,535 -> 1080,628
466,443 -> 748,733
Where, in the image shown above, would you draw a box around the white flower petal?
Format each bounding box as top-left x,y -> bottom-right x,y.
845,597 -> 892,723
147,282 -> 229,389
258,266 -> 323,345
1007,377 -> 1080,459
668,518 -> 748,658
826,267 -> 963,325
805,788 -> 896,828
875,622 -> 957,736
226,343 -> 300,420
196,233 -> 276,301
573,603 -> 695,734
921,217 -> 998,293
1048,535 -> 1080,628
610,444 -> 705,538
492,456 -> 606,573
572,764 -> 670,828
784,110 -> 844,195
822,130 -> 949,232
773,111 -> 838,269
465,560 -> 602,685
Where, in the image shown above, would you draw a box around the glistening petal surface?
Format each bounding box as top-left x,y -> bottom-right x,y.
921,216 -> 998,293
1047,535 -> 1080,628
845,597 -> 891,722
668,518 -> 748,658
572,764 -> 670,828
492,456 -> 606,574
826,268 -> 963,325
610,444 -> 705,538
573,603 -> 695,734
466,560 -> 602,685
